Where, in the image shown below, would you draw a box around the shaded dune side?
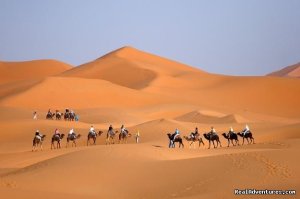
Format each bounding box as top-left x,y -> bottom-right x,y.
175,110 -> 249,124
267,62 -> 300,78
61,46 -> 207,90
0,77 -> 167,109
61,57 -> 157,89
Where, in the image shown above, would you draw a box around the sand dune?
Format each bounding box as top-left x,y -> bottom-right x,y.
267,62 -> 300,78
0,59 -> 72,84
0,76 -> 168,109
0,46 -> 299,199
61,46 -> 206,89
175,110 -> 249,124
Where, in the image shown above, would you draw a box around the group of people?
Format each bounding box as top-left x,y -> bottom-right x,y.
170,124 -> 251,141
106,124 -> 140,143
34,121 -> 251,146
35,128 -> 77,140
34,124 -> 141,143
41,108 -> 79,121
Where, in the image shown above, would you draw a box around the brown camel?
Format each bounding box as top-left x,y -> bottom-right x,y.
87,131 -> 103,146
119,130 -> 132,144
55,111 -> 63,120
51,134 -> 65,149
66,134 -> 81,148
167,133 -> 184,148
46,112 -> 55,120
106,130 -> 118,145
183,135 -> 205,148
221,132 -> 239,147
203,133 -> 222,149
32,135 -> 46,151
237,131 -> 255,145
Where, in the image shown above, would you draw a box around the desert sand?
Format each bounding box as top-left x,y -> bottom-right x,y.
0,47 -> 299,199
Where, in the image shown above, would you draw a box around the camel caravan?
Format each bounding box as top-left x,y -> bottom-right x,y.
167,125 -> 255,149
32,124 -> 133,151
46,108 -> 78,121
32,123 -> 255,151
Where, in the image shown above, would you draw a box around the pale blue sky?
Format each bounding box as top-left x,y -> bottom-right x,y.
1,0 -> 300,75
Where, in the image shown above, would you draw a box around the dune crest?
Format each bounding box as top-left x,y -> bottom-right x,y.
267,62 -> 300,78
61,46 -> 207,89
0,59 -> 72,84
175,110 -> 250,124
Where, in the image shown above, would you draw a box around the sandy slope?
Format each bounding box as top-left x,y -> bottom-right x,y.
61,46 -> 206,89
0,47 -> 299,199
267,62 -> 300,78
0,59 -> 72,84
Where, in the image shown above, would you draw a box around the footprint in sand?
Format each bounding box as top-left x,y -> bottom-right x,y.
0,179 -> 17,188
250,153 -> 292,180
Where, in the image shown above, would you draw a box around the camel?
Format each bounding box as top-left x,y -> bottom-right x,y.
106,130 -> 119,145
87,131 -> 103,146
51,134 -> 65,149
167,133 -> 184,148
66,134 -> 81,148
237,131 -> 255,145
183,134 -> 205,148
221,132 -> 239,147
203,133 -> 222,149
32,135 -> 46,151
63,111 -> 75,121
46,112 -> 55,119
55,112 -> 63,120
119,130 -> 131,144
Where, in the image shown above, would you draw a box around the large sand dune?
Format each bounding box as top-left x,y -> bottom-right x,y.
0,59 -> 72,84
0,47 -> 299,199
267,62 -> 300,78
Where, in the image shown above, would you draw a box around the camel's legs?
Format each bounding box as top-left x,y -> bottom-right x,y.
231,139 -> 235,146
246,138 -> 250,144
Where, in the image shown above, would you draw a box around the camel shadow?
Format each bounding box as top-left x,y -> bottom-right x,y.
152,145 -> 163,148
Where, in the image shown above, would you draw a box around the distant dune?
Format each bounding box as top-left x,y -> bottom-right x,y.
267,62 -> 300,78
1,47 -> 300,119
175,110 -> 249,124
61,46 -> 206,89
0,59 -> 72,84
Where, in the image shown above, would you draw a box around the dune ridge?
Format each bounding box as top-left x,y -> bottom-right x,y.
0,59 -> 72,84
175,110 -> 249,124
267,62 -> 300,78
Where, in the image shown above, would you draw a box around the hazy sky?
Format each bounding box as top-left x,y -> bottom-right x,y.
1,0 -> 300,75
